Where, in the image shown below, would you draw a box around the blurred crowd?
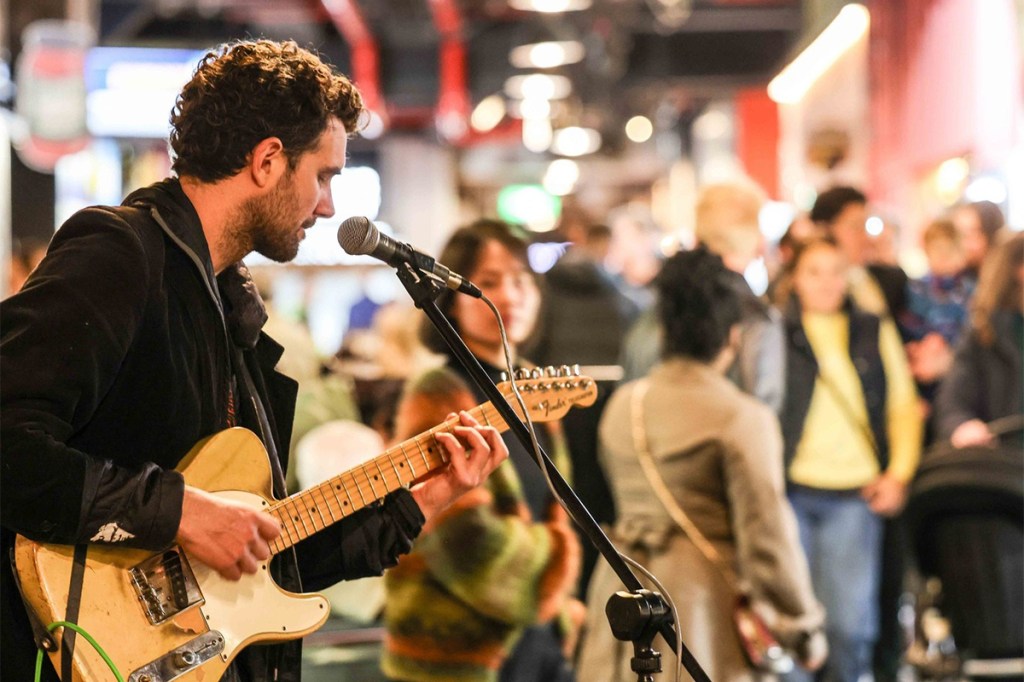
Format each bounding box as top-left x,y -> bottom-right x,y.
6,185 -> 1021,682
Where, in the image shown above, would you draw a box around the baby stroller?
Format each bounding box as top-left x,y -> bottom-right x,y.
904,416 -> 1024,681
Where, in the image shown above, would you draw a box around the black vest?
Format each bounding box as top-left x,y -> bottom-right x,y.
780,302 -> 890,478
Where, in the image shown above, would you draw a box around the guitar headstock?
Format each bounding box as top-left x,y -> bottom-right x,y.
497,365 -> 598,422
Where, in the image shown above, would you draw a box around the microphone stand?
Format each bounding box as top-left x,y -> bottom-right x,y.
394,262 -> 711,682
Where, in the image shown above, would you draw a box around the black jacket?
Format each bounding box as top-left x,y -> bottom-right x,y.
1,179 -> 423,682
530,250 -> 640,367
933,310 -> 1023,442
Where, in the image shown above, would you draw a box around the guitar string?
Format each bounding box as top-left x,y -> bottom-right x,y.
265,381 -> 586,551
267,402 -> 512,551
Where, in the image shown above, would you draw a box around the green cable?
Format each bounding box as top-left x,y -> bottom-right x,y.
34,620 -> 125,682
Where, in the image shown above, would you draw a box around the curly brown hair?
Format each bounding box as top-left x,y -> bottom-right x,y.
170,40 -> 365,182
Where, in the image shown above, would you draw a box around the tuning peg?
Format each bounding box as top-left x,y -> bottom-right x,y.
499,371 -> 509,382
515,368 -> 531,381
530,367 -> 543,379
571,364 -> 581,377
544,366 -> 558,377
558,365 -> 571,377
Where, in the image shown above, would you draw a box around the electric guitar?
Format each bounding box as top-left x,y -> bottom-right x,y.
15,368 -> 597,682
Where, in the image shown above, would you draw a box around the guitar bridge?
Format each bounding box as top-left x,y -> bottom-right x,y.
128,631 -> 225,682
129,548 -> 203,625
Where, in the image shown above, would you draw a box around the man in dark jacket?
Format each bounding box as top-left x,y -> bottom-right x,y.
0,40 -> 506,682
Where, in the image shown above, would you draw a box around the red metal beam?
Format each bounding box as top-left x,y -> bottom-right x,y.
320,0 -> 388,127
427,0 -> 470,141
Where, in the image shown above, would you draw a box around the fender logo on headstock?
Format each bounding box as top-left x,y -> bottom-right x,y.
530,384 -> 597,418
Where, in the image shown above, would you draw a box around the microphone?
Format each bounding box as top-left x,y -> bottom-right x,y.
338,216 -> 482,298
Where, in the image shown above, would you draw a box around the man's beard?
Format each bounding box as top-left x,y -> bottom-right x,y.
240,175 -> 306,263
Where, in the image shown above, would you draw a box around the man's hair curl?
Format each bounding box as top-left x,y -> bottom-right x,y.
170,40 -> 364,182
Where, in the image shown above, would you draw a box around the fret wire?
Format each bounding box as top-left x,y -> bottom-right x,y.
386,451 -> 404,487
430,427 -> 451,464
361,463 -> 379,499
327,477 -> 348,517
415,437 -> 430,470
339,474 -> 358,511
484,404 -> 508,428
273,506 -> 299,547
399,442 -> 417,478
291,498 -> 313,539
301,496 -> 321,534
307,490 -> 327,528
351,471 -> 368,508
373,458 -> 392,493
317,484 -> 338,523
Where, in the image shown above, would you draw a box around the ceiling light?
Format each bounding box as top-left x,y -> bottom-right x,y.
504,73 -> 572,100
865,215 -> 884,236
359,110 -> 386,140
935,157 -> 970,201
768,3 -> 870,104
518,97 -> 552,120
625,115 -> 653,143
543,158 -> 580,195
693,107 -> 732,140
470,94 -> 506,132
509,41 -> 585,69
522,118 -> 553,153
508,0 -> 592,12
550,126 -> 601,157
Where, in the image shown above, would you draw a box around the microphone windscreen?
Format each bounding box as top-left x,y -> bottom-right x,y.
338,216 -> 378,255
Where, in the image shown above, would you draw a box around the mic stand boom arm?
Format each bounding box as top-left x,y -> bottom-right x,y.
393,262 -> 711,682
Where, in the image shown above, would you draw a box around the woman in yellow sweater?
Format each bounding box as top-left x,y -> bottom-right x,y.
779,236 -> 921,682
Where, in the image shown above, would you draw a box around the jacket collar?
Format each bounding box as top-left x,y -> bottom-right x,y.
123,178 -> 268,349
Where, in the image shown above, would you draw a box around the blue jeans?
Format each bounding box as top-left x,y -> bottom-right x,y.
787,487 -> 883,682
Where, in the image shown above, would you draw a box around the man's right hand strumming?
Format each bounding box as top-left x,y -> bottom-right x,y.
176,486 -> 282,581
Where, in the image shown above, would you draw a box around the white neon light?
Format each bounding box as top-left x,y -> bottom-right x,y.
768,4 -> 870,105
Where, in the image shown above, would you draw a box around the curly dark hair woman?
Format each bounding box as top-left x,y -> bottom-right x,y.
656,245 -> 744,362
170,39 -> 365,182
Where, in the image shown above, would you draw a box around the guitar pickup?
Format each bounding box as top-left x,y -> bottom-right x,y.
129,548 -> 204,625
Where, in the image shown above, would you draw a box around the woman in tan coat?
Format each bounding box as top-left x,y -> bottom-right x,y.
576,247 -> 826,681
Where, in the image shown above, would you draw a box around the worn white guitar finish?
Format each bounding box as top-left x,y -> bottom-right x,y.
15,369 -> 597,682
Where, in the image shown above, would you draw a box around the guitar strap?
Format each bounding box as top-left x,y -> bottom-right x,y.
60,544 -> 89,680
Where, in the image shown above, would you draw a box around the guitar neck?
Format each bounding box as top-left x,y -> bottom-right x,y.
266,401 -> 510,554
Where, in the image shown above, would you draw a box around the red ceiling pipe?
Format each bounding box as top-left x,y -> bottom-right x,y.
427,0 -> 471,142
320,0 -> 388,127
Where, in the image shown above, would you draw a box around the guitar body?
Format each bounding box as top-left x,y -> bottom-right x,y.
14,428 -> 329,682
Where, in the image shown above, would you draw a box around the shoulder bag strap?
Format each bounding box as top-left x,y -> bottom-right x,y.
813,370 -> 881,459
630,379 -> 743,594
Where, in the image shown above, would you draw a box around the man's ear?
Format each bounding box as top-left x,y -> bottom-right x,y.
248,137 -> 286,189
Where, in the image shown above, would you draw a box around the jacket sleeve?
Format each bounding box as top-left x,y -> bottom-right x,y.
1,210 -> 184,550
291,488 -> 425,591
738,307 -> 786,414
723,402 -> 825,640
933,332 -> 985,442
412,486 -> 579,627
